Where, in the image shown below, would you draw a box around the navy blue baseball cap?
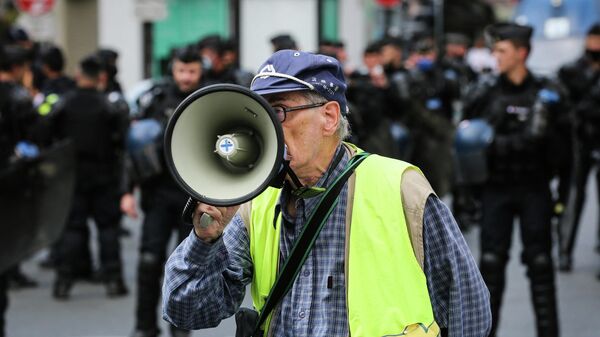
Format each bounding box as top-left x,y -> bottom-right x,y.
251,50 -> 349,115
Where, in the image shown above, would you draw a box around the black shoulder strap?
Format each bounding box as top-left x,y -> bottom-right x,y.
252,151 -> 370,336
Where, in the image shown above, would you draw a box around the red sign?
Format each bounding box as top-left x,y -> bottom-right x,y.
13,0 -> 55,16
376,0 -> 401,8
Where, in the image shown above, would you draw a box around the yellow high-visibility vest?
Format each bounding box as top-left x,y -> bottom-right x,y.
249,153 -> 439,337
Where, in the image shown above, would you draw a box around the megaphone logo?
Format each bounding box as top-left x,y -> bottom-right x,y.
163,84 -> 285,206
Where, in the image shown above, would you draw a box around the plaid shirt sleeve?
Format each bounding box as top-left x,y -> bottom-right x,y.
423,195 -> 492,337
162,214 -> 253,330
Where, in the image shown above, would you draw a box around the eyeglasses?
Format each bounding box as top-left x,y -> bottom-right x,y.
272,102 -> 328,122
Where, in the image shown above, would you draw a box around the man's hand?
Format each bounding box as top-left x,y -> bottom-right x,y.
120,193 -> 138,219
193,203 -> 240,243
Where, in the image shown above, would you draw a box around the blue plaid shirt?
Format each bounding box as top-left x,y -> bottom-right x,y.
162,147 -> 491,337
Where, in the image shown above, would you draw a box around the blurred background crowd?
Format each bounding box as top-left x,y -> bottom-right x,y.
1,0 -> 600,336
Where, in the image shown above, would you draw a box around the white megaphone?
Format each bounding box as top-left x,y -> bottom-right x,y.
164,84 -> 285,215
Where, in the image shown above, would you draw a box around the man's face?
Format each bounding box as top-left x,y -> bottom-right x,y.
172,60 -> 202,93
266,92 -> 327,174
381,45 -> 402,66
585,34 -> 600,67
445,43 -> 467,59
363,52 -> 382,71
12,64 -> 26,83
492,40 -> 525,74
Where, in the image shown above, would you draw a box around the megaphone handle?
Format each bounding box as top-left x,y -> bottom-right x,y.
182,197 -> 199,226
182,197 -> 214,229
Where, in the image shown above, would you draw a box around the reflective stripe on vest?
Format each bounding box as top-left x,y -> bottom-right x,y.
249,154 -> 437,336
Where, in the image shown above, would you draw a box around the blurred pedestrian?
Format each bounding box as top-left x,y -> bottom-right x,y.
463,23 -> 570,337
122,46 -> 200,337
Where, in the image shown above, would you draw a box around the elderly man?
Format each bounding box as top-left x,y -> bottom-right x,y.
162,50 -> 491,337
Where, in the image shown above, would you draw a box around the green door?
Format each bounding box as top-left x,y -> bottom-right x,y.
152,0 -> 231,76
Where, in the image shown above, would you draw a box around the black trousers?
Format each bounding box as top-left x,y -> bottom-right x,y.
56,183 -> 123,280
135,185 -> 189,332
479,183 -> 558,337
559,147 -> 600,260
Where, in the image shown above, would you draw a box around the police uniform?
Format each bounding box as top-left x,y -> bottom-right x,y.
463,23 -> 569,337
0,64 -> 38,337
35,75 -> 77,270
346,67 -> 404,159
557,54 -> 600,270
405,50 -> 460,197
49,80 -> 128,298
131,81 -> 192,337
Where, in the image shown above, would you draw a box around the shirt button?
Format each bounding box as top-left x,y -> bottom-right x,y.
299,311 -> 306,319
303,270 -> 310,277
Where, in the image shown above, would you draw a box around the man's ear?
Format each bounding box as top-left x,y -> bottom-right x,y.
322,101 -> 340,136
517,46 -> 529,62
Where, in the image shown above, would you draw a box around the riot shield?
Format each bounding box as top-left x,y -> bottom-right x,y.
0,140 -> 76,272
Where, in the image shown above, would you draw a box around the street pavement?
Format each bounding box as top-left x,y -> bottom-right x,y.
6,178 -> 600,337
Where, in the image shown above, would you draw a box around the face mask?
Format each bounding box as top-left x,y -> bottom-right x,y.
202,56 -> 212,71
416,58 -> 434,72
585,49 -> 600,62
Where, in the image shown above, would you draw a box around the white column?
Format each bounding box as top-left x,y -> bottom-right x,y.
339,0 -> 368,71
98,0 -> 144,92
240,0 -> 318,72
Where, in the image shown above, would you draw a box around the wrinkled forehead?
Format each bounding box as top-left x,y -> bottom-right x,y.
263,91 -> 306,104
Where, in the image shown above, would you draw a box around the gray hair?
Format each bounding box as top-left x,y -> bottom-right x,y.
298,91 -> 351,141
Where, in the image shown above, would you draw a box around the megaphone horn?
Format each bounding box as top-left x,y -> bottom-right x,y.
164,84 -> 285,207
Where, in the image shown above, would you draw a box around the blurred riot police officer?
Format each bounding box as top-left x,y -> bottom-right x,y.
97,48 -> 123,93
121,47 -> 200,337
346,41 -> 405,158
48,55 -> 128,300
0,43 -> 38,337
0,45 -> 37,182
463,23 -> 570,337
36,43 -> 77,270
0,44 -> 41,289
442,33 -> 477,95
39,44 -> 76,97
557,23 -> 600,272
197,36 -> 253,87
404,36 -> 460,197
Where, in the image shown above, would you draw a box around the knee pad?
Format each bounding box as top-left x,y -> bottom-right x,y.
525,253 -> 553,275
139,252 -> 163,269
480,252 -> 506,269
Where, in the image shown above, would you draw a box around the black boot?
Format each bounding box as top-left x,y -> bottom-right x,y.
7,265 -> 38,289
130,327 -> 160,337
557,254 -> 572,272
527,254 -> 559,337
105,276 -> 129,298
479,252 -> 507,337
170,325 -> 190,337
52,277 -> 73,300
134,253 -> 164,334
